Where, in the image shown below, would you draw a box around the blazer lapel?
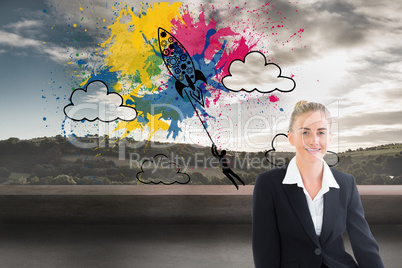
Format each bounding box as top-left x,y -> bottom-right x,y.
319,187 -> 340,245
283,184 -> 320,248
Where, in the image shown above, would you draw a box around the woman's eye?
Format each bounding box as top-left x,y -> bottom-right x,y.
318,131 -> 326,135
302,131 -> 309,135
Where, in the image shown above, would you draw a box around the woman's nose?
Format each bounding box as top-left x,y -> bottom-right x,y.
306,134 -> 319,145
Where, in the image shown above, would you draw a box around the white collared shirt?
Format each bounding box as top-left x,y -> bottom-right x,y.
282,157 -> 340,236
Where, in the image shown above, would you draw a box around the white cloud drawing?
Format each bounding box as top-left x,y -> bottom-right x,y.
222,51 -> 296,93
63,80 -> 137,122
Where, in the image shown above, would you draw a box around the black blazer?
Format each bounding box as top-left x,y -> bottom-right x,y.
252,165 -> 384,268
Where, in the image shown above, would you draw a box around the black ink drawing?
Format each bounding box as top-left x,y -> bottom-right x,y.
64,80 -> 137,122
136,154 -> 190,185
158,27 -> 244,189
222,51 -> 296,94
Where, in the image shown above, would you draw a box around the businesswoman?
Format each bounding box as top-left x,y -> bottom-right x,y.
252,101 -> 384,268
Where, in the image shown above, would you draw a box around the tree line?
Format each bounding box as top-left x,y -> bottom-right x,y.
0,136 -> 400,185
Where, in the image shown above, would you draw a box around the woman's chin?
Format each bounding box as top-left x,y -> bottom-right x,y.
298,152 -> 325,163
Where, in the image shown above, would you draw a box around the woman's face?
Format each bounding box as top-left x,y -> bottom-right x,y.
288,110 -> 332,164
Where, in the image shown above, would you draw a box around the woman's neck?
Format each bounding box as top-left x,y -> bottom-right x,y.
295,156 -> 324,185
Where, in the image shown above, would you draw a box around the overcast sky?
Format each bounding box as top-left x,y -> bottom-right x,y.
0,0 -> 401,152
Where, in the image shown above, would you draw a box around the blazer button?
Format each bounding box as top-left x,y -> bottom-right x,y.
314,248 -> 322,255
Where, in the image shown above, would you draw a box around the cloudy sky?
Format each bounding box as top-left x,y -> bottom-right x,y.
0,0 -> 401,152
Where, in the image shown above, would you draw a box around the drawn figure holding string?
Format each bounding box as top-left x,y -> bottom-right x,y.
158,27 -> 244,189
211,143 -> 244,190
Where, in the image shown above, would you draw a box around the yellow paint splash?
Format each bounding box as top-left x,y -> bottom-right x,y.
78,3 -> 185,141
114,112 -> 169,141
79,77 -> 90,87
101,2 -> 183,95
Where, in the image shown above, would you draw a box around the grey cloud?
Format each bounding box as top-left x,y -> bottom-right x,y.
306,4 -> 370,48
340,129 -> 401,148
0,30 -> 42,47
338,101 -> 366,110
212,0 -> 374,66
0,4 -> 105,65
340,111 -> 402,129
383,87 -> 402,100
269,47 -> 319,66
265,1 -> 373,66
4,19 -> 42,31
318,1 -> 371,22
0,29 -> 100,64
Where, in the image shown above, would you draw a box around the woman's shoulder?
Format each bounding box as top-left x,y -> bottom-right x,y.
329,167 -> 356,188
329,167 -> 354,178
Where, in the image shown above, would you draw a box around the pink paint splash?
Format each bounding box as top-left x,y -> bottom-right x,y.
171,6 -> 237,61
269,95 -> 279,102
171,5 -> 261,84
169,2 -> 303,106
211,89 -> 223,105
205,98 -> 210,108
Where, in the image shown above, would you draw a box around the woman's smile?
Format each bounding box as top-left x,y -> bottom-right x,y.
306,147 -> 321,153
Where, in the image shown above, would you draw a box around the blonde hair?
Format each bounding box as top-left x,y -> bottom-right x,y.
288,100 -> 332,132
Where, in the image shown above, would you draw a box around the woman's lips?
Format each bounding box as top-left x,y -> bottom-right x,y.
306,148 -> 321,153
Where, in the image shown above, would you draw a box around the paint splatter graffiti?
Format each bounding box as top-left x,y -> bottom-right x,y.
61,2 -> 303,140
59,2 -> 304,187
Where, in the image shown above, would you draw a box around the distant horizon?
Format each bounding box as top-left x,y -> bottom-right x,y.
1,134 -> 400,154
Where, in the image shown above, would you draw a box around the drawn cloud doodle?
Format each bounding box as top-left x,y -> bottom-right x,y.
264,133 -> 339,167
264,133 -> 292,167
63,80 -> 137,122
136,154 -> 190,185
222,51 -> 296,93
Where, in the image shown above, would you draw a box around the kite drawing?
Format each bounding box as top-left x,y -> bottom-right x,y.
158,27 -> 244,189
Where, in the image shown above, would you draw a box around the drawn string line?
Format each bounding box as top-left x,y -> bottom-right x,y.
184,90 -> 215,146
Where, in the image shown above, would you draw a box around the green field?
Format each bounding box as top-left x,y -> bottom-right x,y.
339,144 -> 402,161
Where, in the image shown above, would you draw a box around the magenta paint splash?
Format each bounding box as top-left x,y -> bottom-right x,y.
269,95 -> 279,102
56,2 -> 304,141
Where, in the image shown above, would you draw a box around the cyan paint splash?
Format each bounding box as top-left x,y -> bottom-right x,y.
59,2 -> 303,141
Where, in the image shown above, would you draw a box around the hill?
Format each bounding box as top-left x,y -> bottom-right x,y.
0,136 -> 400,185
